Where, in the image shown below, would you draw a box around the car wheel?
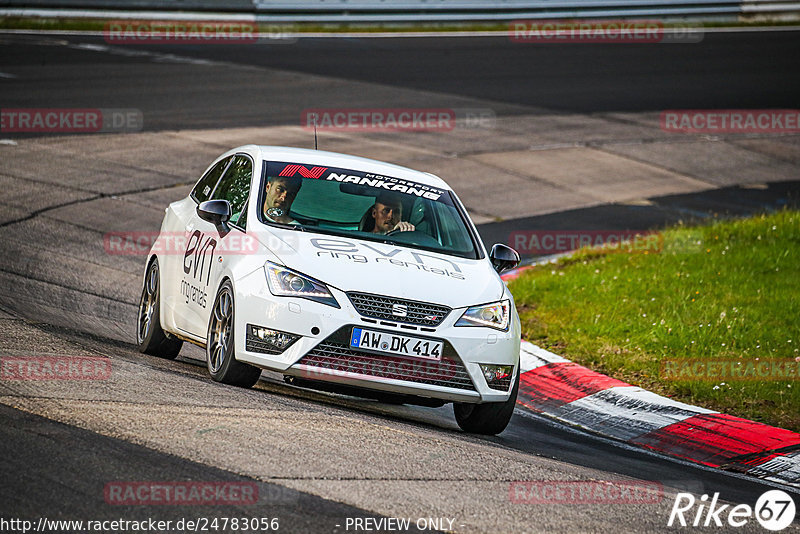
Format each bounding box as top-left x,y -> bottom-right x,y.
137,258 -> 182,359
206,280 -> 262,388
453,368 -> 519,435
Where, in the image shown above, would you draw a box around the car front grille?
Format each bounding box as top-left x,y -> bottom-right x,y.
295,329 -> 475,391
347,292 -> 451,327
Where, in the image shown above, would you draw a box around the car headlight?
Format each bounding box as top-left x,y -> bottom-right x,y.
265,262 -> 339,308
455,300 -> 510,331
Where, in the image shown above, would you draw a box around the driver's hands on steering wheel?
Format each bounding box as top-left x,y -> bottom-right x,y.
390,221 -> 415,233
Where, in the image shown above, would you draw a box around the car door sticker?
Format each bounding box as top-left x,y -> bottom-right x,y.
180,230 -> 217,307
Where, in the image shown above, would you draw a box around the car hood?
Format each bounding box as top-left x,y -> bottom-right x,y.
256,228 -> 504,309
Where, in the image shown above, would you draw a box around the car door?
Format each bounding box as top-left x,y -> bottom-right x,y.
165,155 -> 232,335
180,153 -> 254,338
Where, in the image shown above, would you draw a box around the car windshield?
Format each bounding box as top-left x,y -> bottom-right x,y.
258,161 -> 480,259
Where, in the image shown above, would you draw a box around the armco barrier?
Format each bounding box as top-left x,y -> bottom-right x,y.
2,0 -> 798,21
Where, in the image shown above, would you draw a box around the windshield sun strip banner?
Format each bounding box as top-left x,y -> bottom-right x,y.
266,161 -> 448,202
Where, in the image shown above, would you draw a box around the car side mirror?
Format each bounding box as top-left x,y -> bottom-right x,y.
197,200 -> 231,232
489,243 -> 520,273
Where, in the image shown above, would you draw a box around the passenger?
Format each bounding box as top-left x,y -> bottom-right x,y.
371,193 -> 415,234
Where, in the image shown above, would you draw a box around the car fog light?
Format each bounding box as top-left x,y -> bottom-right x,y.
246,324 -> 299,354
479,364 -> 514,391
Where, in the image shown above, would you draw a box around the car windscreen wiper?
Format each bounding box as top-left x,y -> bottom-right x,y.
267,222 -> 306,231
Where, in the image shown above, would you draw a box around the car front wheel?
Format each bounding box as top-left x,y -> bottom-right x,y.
453,369 -> 519,435
206,280 -> 262,388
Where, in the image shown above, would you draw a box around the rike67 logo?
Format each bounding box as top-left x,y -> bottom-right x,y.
668,490 -> 796,531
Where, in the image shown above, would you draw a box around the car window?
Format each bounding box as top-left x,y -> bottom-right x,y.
191,156 -> 231,203
260,161 -> 480,259
211,155 -> 252,229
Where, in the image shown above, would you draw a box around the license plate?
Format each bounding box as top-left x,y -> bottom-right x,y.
350,327 -> 442,361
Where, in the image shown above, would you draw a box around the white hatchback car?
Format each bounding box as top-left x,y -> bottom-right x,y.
137,146 -> 521,434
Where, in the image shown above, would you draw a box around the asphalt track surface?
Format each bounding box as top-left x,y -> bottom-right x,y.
1,30 -> 800,129
1,30 -> 799,533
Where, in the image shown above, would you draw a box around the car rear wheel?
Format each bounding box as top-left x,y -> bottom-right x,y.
206,280 -> 262,388
453,368 -> 519,435
137,258 -> 182,359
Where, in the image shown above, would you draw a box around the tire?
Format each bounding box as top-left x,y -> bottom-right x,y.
137,258 -> 182,359
453,368 -> 520,435
206,280 -> 262,388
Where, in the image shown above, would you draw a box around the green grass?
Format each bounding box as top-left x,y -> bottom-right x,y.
508,210 -> 800,431
0,17 -> 504,33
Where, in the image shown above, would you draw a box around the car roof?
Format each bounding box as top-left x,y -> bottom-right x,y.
241,145 -> 452,191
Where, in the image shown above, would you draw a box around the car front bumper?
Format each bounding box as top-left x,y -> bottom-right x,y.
234,272 -> 520,404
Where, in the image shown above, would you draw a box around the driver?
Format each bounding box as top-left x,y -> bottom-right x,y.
371,193 -> 415,234
263,175 -> 302,225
